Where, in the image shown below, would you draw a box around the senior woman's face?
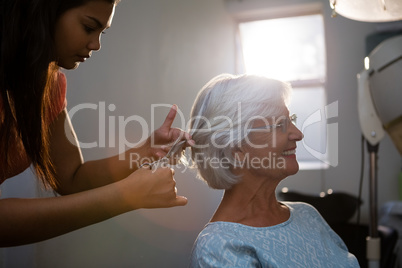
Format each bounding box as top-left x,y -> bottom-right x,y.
240,107 -> 303,180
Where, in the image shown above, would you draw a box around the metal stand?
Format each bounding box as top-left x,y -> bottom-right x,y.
366,142 -> 380,268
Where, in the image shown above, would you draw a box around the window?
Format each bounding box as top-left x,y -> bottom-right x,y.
237,12 -> 330,169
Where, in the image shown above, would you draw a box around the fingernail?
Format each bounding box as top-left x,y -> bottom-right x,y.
188,140 -> 196,146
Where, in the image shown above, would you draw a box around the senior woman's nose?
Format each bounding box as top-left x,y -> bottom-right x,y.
289,124 -> 304,141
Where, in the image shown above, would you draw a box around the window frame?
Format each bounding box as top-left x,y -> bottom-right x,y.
232,3 -> 331,170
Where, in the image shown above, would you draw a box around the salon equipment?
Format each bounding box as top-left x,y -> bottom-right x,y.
357,34 -> 402,268
329,0 -> 402,22
327,2 -> 402,266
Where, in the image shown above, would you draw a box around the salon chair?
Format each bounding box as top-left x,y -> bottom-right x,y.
278,190 -> 398,268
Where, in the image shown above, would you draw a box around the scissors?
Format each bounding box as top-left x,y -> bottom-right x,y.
139,137 -> 187,170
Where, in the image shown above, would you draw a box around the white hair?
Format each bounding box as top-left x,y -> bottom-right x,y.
189,73 -> 292,189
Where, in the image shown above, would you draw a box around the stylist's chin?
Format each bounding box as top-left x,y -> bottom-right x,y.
56,59 -> 82,70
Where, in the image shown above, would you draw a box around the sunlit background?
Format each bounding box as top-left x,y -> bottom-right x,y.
1,0 -> 401,267
238,14 -> 329,168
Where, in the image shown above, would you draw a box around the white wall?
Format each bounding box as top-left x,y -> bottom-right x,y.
1,0 -> 401,267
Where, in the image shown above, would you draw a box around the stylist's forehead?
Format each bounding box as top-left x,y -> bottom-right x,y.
79,1 -> 115,29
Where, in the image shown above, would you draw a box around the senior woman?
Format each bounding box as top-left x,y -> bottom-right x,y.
189,74 -> 359,267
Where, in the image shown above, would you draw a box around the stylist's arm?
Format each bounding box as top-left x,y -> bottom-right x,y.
0,105 -> 189,247
50,104 -> 192,194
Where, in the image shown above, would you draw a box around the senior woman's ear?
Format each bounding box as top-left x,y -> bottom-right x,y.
230,148 -> 249,176
231,147 -> 246,163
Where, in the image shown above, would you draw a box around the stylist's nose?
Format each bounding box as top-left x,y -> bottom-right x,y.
88,35 -> 101,51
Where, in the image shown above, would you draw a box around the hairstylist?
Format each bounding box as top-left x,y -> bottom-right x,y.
0,0 -> 193,247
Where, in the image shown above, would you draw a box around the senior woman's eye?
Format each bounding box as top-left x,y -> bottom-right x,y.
277,121 -> 287,132
278,114 -> 297,132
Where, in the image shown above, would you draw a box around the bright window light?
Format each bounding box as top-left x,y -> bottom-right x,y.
238,14 -> 325,81
238,14 -> 329,169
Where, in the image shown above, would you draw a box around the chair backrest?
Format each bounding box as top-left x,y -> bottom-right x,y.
277,191 -> 361,224
378,225 -> 398,268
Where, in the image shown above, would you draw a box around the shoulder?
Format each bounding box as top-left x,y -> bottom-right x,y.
282,201 -> 321,216
283,201 -> 347,243
191,222 -> 259,267
282,201 -> 330,228
193,222 -> 238,248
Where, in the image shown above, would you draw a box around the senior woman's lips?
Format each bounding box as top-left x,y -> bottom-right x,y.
282,148 -> 296,157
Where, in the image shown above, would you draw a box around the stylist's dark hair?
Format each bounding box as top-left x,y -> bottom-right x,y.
0,0 -> 119,188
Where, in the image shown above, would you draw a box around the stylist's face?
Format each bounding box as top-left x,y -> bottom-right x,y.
54,1 -> 115,69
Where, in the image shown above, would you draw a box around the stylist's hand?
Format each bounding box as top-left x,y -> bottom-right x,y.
147,105 -> 195,161
121,165 -> 188,209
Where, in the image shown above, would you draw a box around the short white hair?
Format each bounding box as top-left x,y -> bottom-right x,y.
189,73 -> 292,189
